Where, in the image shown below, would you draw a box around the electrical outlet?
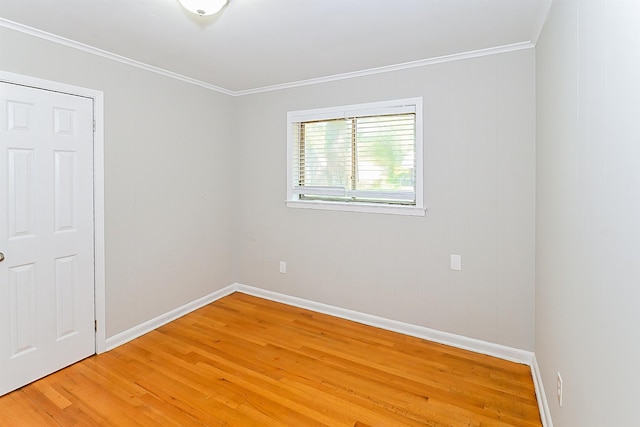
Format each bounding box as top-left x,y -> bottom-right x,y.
450,254 -> 462,271
557,372 -> 563,407
279,261 -> 287,274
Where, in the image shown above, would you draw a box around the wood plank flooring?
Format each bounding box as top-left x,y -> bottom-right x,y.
0,292 -> 542,426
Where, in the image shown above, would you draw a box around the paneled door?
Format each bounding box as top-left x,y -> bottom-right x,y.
0,81 -> 95,396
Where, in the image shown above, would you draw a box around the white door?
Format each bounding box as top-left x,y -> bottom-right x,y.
0,82 -> 95,396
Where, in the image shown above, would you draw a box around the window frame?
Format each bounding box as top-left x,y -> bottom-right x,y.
286,97 -> 425,216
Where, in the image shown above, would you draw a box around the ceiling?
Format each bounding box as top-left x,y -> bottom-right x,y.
0,0 -> 549,94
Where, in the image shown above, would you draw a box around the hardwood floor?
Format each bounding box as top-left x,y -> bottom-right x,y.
0,292 -> 542,426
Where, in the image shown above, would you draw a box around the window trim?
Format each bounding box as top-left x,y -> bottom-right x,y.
286,97 -> 425,216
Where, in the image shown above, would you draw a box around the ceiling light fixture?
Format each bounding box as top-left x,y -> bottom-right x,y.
177,0 -> 228,16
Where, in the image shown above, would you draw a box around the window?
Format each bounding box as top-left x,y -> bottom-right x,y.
287,98 -> 424,215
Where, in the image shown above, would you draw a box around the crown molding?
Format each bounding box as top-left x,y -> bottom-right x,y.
1,17 -> 534,97
234,41 -> 535,96
0,18 -> 234,96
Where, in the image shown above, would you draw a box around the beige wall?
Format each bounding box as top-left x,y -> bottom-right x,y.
0,27 -> 235,337
536,0 -> 640,425
0,26 -> 536,352
232,49 -> 536,350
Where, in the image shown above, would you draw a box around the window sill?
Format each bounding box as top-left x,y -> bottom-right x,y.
285,200 -> 426,216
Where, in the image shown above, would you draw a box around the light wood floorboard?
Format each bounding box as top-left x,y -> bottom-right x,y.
0,292 -> 542,426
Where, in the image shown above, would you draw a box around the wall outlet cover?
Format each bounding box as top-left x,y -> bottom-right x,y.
450,254 -> 462,271
557,372 -> 563,407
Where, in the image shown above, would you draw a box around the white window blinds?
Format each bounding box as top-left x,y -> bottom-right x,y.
290,104 -> 417,205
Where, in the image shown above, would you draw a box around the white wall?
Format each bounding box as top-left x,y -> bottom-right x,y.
0,27 -> 235,337
536,0 -> 640,425
232,49 -> 536,350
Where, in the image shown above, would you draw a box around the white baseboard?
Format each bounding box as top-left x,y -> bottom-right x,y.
235,283 -> 553,425
104,284 -> 237,351
531,354 -> 554,427
233,283 -> 534,365
103,282 -> 549,425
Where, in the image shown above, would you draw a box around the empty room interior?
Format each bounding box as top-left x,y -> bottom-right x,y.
1,0 -> 639,426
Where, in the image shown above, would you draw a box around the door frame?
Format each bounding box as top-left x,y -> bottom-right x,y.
0,70 -> 106,354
